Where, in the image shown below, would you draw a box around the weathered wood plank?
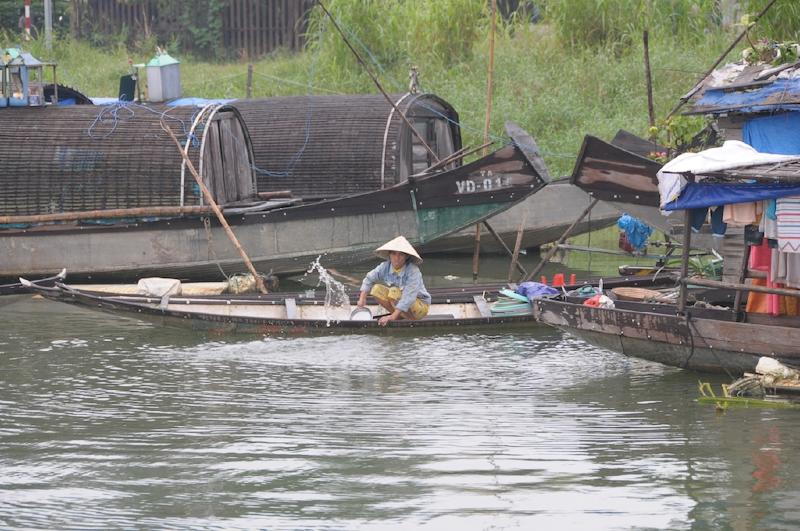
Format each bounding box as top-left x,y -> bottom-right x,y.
472,295 -> 492,318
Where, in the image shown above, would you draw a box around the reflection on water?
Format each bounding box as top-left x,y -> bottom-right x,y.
2,293 -> 800,528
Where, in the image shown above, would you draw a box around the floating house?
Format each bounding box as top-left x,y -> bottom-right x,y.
685,57 -> 800,154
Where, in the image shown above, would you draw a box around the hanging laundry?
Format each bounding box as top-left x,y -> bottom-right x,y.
776,196 -> 800,253
723,201 -> 761,226
689,206 -> 727,235
617,214 -> 652,252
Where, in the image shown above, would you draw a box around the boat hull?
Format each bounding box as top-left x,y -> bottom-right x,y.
32,283 -> 537,335
422,181 -> 619,254
1,145 -> 545,282
533,298 -> 800,374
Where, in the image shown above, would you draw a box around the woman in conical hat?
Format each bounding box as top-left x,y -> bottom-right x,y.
357,236 -> 431,326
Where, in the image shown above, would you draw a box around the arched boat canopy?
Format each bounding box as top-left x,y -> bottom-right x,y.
232,92 -> 461,198
0,103 -> 256,217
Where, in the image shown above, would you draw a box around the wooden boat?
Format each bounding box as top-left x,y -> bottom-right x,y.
0,141 -> 547,283
25,281 -> 539,334
531,289 -> 800,375
422,122 -> 619,254
0,269 -> 65,296
534,142 -> 800,375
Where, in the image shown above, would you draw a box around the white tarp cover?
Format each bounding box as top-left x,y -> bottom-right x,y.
656,140 -> 800,208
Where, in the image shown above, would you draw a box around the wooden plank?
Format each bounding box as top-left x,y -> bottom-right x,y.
473,294 -> 492,318
285,297 -> 298,319
206,120 -> 226,204
232,118 -> 255,196
218,117 -> 237,200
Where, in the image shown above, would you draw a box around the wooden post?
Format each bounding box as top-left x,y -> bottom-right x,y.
246,63 -> 254,99
160,119 -> 268,294
525,198 -> 599,282
44,0 -> 53,51
483,0 -> 497,156
483,221 -> 527,277
676,208 -> 693,314
733,242 -> 752,317
508,212 -> 527,283
682,277 -> 800,299
643,30 -> 655,140
472,224 -> 481,283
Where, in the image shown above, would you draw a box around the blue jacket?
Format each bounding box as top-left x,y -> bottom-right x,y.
360,261 -> 431,312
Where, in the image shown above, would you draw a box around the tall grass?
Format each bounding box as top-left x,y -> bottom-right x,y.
541,0 -> 800,50
305,0 -> 486,83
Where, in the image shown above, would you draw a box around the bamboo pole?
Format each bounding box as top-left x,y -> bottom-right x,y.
677,209 -> 693,314
525,198 -> 599,282
643,30 -> 656,140
482,0 -> 497,156
472,224 -> 481,283
0,205 -> 216,225
160,118 -> 268,294
665,0 -> 780,120
507,212 -> 527,283
483,220 -> 527,277
472,0 -> 498,281
732,243 -> 752,315
413,141 -> 494,177
682,277 -> 800,299
316,0 -> 439,163
257,190 -> 293,199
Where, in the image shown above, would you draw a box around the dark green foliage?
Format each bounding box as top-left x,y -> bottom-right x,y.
0,0 -> 71,38
174,0 -> 225,58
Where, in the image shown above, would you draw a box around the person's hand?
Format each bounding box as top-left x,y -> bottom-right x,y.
357,292 -> 367,308
378,314 -> 395,326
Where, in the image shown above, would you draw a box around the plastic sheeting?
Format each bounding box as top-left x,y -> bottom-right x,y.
743,112 -> 800,155
663,182 -> 800,210
693,79 -> 800,114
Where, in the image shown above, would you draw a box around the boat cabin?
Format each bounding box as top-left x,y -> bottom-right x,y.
0,103 -> 256,218
232,93 -> 462,198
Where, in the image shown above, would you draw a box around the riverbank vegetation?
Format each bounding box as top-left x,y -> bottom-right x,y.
3,0 -> 799,176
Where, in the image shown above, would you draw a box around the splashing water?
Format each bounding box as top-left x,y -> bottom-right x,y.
304,256 -> 353,324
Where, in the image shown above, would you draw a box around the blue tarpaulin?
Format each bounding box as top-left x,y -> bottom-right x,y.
663,182 -> 800,210
743,111 -> 800,155
695,79 -> 800,114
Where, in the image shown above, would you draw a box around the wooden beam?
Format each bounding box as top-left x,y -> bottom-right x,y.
0,205 -> 216,225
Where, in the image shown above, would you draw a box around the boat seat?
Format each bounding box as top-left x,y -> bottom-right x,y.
473,295 -> 492,318
421,314 -> 456,320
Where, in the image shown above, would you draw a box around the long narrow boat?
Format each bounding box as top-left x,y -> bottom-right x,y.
25,281 -> 538,333
1,142 -> 547,283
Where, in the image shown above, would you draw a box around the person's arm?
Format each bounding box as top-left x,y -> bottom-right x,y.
378,308 -> 402,326
358,263 -> 384,307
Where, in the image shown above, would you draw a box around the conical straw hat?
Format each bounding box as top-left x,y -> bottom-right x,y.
375,236 -> 423,264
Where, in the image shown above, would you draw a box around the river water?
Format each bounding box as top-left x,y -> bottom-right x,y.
2,255 -> 800,529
